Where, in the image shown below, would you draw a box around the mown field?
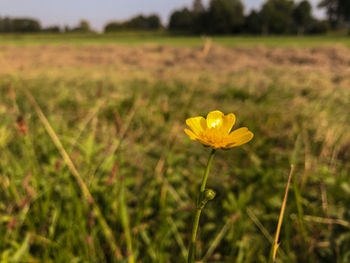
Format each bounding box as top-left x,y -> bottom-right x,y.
0,36 -> 350,262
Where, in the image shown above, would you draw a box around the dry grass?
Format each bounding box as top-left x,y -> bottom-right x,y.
1,45 -> 350,75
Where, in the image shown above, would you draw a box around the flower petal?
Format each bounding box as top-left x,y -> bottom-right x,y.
186,116 -> 206,135
184,128 -> 198,140
197,138 -> 212,147
222,113 -> 236,134
224,131 -> 254,148
206,110 -> 224,128
228,127 -> 248,137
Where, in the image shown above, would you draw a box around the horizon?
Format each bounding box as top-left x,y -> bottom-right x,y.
1,0 -> 325,32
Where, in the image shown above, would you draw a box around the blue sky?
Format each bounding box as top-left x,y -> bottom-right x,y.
1,0 -> 324,31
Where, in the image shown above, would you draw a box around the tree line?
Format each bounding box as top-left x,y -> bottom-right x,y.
0,18 -> 95,33
0,0 -> 349,34
105,15 -> 161,32
169,0 -> 330,35
168,0 -> 349,34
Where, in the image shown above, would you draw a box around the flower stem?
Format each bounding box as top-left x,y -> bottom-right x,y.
188,149 -> 216,263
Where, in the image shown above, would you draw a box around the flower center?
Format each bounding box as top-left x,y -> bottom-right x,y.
200,128 -> 227,147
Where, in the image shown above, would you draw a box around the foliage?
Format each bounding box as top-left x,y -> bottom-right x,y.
168,8 -> 194,33
319,0 -> 350,28
244,10 -> 263,34
105,14 -> 161,33
292,0 -> 313,34
192,0 -> 205,13
0,17 -> 41,33
208,0 -> 245,34
306,20 -> 330,34
167,0 -> 330,35
41,26 -> 61,33
260,0 -> 295,34
169,0 -> 245,35
67,20 -> 93,33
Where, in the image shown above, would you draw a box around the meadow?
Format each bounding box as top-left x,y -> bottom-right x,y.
0,35 -> 350,262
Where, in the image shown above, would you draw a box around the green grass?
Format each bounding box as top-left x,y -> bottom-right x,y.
0,32 -> 349,47
0,43 -> 350,262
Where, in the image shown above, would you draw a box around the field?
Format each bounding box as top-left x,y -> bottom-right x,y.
0,35 -> 350,262
1,32 -> 350,47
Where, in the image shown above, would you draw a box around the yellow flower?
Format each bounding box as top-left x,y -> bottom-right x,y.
184,110 -> 253,149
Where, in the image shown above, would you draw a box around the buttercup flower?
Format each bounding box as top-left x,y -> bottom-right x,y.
184,110 -> 253,149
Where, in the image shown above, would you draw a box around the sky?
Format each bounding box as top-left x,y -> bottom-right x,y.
1,0 -> 325,31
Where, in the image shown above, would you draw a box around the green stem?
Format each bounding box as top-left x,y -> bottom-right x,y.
188,149 -> 216,263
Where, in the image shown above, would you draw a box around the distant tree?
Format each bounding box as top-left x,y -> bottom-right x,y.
168,8 -> 194,32
191,0 -> 209,34
4,18 -> 13,32
70,20 -> 91,32
68,20 -> 92,33
0,18 -> 5,32
1,18 -> 41,32
64,25 -> 71,33
261,0 -> 294,34
306,19 -> 329,34
104,22 -> 125,32
208,0 -> 245,34
105,14 -> 161,32
80,20 -> 91,31
193,0 -> 205,13
319,0 -> 350,28
146,15 -> 161,29
126,15 -> 161,30
126,15 -> 147,29
0,17 -> 14,32
319,0 -> 338,27
293,0 -> 313,34
42,26 -> 61,33
244,10 -> 263,34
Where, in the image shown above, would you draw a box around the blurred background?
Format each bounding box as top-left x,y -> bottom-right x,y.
0,0 -> 350,262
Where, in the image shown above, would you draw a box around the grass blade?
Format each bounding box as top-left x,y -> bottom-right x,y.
24,90 -> 121,258
202,214 -> 238,262
119,182 -> 135,263
272,164 -> 294,263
